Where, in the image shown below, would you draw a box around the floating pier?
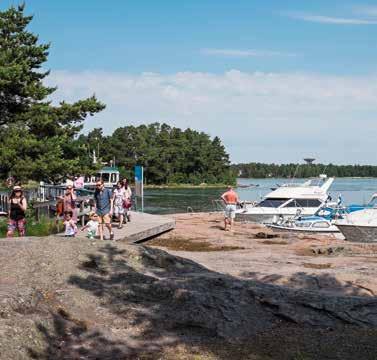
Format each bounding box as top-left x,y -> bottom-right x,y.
68,211 -> 175,243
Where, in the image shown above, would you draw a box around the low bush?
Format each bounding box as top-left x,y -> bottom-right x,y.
0,216 -> 60,238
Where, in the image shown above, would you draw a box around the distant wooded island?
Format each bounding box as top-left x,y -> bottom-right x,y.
78,123 -> 235,186
232,163 -> 377,178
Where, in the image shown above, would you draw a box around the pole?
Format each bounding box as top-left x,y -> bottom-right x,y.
141,166 -> 144,213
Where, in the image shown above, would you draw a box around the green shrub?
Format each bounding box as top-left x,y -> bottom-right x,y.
0,216 -> 60,238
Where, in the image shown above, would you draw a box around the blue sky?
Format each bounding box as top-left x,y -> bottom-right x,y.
3,1 -> 377,164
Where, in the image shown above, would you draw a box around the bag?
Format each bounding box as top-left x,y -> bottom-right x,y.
56,199 -> 64,216
123,199 -> 132,209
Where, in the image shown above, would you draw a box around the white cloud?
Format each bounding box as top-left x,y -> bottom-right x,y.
353,5 -> 377,17
201,48 -> 297,58
285,12 -> 377,25
46,70 -> 377,164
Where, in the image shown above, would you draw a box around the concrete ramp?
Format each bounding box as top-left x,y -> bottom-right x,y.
74,211 -> 175,243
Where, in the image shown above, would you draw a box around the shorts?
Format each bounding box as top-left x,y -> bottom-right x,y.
7,218 -> 26,237
87,229 -> 96,239
224,204 -> 236,219
114,205 -> 125,216
97,213 -> 111,224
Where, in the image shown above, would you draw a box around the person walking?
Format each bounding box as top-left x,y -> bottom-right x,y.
61,185 -> 78,223
63,210 -> 77,237
7,185 -> 27,237
94,179 -> 114,240
221,186 -> 239,231
122,178 -> 132,222
113,181 -> 126,229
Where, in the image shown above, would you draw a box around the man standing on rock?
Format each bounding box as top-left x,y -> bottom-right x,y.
94,179 -> 114,240
221,186 -> 239,231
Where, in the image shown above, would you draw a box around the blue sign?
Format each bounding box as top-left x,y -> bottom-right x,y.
135,165 -> 143,183
134,166 -> 144,211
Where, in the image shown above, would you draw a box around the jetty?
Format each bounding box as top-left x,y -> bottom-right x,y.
66,211 -> 175,243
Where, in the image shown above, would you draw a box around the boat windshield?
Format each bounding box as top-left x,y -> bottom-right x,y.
258,198 -> 288,208
306,179 -> 325,186
367,194 -> 377,208
283,199 -> 322,208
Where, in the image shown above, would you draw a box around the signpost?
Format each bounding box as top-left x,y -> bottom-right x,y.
134,165 -> 144,212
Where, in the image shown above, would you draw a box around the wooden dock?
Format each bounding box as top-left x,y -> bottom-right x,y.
68,211 -> 175,243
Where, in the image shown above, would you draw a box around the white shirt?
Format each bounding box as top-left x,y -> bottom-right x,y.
113,188 -> 126,207
86,220 -> 98,233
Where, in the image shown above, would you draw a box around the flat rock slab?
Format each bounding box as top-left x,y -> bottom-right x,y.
72,211 -> 175,243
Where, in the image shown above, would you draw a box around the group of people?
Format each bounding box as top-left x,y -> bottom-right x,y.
5,179 -> 238,238
60,178 -> 132,240
5,178 -> 132,240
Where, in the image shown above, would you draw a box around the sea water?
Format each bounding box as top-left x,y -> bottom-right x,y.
143,178 -> 377,214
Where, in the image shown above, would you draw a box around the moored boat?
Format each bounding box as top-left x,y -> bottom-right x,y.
335,208 -> 377,242
235,175 -> 334,223
267,215 -> 340,236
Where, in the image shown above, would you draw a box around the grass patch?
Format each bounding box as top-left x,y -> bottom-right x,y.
254,232 -> 279,239
148,237 -> 245,252
260,240 -> 289,245
296,246 -> 348,257
302,262 -> 332,269
0,216 -> 60,237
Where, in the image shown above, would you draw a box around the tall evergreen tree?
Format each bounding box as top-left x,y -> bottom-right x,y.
0,5 -> 105,183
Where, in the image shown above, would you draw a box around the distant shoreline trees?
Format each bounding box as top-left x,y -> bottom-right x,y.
232,163 -> 377,178
78,123 -> 235,185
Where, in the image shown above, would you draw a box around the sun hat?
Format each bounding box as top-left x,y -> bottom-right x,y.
13,185 -> 22,191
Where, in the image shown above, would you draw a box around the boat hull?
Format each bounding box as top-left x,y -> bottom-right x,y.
267,224 -> 341,236
336,224 -> 377,243
235,210 -> 317,224
235,212 -> 277,223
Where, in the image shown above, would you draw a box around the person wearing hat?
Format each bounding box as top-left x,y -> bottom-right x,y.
7,185 -> 28,237
221,186 -> 239,231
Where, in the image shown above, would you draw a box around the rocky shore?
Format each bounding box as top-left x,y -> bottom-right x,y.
1,213 -> 377,359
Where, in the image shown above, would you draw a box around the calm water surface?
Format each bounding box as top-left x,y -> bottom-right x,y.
144,178 -> 377,214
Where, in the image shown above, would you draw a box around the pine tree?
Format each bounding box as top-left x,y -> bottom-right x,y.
0,5 -> 105,183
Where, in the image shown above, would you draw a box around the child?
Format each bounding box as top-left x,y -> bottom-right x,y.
63,210 -> 77,237
81,212 -> 99,239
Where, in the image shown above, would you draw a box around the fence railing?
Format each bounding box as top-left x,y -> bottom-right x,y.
0,185 -> 95,224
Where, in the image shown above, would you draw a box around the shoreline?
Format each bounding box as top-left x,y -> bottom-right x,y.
144,183 -> 230,189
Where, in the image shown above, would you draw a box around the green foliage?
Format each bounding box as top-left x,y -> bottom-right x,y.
79,123 -> 236,185
0,216 -> 59,237
233,162 -> 377,178
0,4 -> 105,183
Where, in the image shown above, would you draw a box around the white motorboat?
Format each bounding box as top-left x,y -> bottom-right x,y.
267,215 -> 340,236
335,208 -> 377,242
235,175 -> 335,223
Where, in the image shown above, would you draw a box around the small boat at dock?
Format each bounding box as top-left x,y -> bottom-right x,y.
267,215 -> 340,236
335,208 -> 377,242
235,174 -> 334,223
